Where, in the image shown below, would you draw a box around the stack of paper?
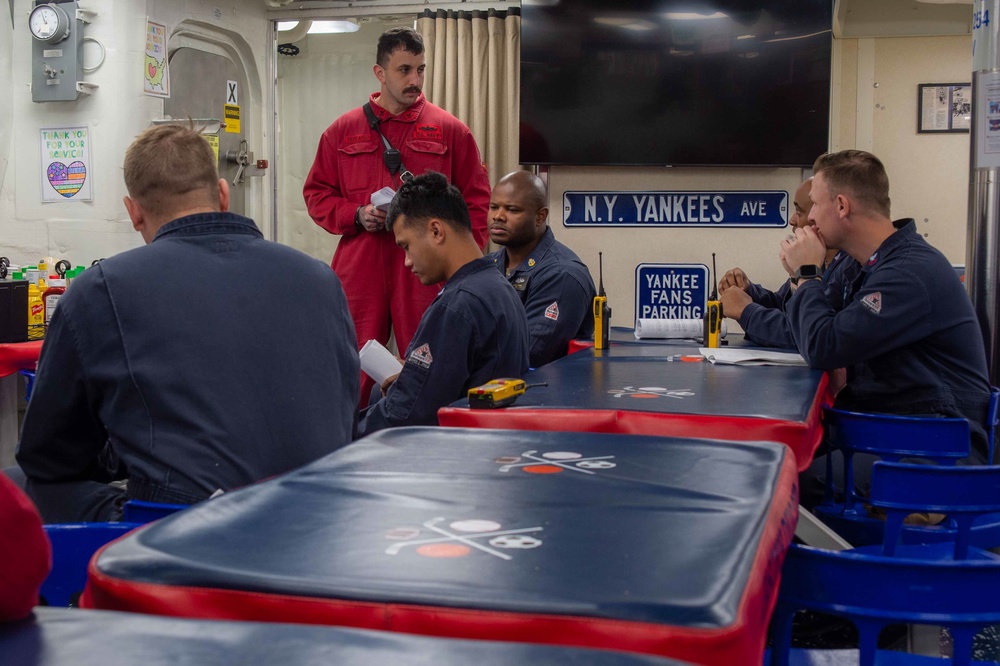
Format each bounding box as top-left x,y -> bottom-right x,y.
359,339 -> 403,383
634,318 -> 727,340
371,187 -> 396,211
698,347 -> 808,366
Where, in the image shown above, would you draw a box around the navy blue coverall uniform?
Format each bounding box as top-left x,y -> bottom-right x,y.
16,212 -> 361,522
357,256 -> 529,435
786,220 -> 991,506
739,251 -> 860,349
489,228 -> 596,367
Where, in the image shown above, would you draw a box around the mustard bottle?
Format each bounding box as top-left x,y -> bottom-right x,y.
27,282 -> 44,340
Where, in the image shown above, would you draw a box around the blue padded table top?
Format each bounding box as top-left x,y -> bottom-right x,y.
469,345 -> 824,419
2,607 -> 690,666
86,428 -> 797,664
440,347 -> 828,470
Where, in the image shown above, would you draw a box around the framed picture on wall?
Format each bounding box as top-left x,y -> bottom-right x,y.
918,83 -> 971,133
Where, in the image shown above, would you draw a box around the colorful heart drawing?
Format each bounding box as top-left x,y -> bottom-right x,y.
148,63 -> 157,78
46,161 -> 87,198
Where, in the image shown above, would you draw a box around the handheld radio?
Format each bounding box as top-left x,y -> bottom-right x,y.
593,252 -> 611,350
703,253 -> 723,348
468,379 -> 548,409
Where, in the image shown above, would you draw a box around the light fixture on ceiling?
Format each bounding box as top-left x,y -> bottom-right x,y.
664,12 -> 728,20
308,20 -> 360,34
277,19 -> 360,35
593,17 -> 657,31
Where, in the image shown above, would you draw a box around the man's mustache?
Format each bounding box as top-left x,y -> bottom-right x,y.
404,87 -> 421,95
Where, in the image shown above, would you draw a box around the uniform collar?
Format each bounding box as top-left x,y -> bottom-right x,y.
368,92 -> 426,123
442,255 -> 494,292
154,211 -> 262,241
864,218 -> 916,269
500,227 -> 555,277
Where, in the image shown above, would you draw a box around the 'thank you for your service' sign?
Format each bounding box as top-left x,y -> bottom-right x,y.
563,190 -> 788,227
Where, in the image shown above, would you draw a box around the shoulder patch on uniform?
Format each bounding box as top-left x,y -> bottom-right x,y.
408,343 -> 434,368
860,292 -> 882,314
545,301 -> 560,321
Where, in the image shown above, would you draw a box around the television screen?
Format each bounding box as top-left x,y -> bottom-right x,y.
519,0 -> 833,167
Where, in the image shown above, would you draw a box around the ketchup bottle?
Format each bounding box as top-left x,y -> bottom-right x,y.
43,277 -> 66,327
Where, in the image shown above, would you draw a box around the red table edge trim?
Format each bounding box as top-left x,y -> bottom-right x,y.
81,459 -> 801,666
731,450 -> 800,666
0,341 -> 43,378
83,548 -> 763,664
439,387 -> 830,473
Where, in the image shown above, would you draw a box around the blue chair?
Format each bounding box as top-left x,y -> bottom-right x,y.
813,407 -> 970,546
769,544 -> 1000,666
18,368 -> 36,401
39,501 -> 187,607
39,522 -> 141,607
122,499 -> 188,523
867,462 -> 1000,560
987,387 -> 1000,464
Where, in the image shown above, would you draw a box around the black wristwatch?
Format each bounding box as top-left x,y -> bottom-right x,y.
354,206 -> 364,230
793,264 -> 821,284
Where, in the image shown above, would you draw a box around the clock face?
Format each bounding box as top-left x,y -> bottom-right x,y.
29,4 -> 68,42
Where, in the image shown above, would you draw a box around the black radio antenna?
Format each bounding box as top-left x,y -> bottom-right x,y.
598,252 -> 606,297
710,252 -> 718,300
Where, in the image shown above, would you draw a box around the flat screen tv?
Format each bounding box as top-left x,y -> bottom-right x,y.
519,0 -> 832,167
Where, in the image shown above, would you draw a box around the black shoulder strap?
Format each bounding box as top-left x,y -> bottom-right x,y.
364,102 -> 411,181
363,102 -> 381,130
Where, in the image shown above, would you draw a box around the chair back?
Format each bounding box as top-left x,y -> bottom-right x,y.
988,386 -> 1000,464
122,499 -> 188,523
770,543 -> 1000,666
824,407 -> 970,463
18,369 -> 36,401
40,502 -> 186,607
820,407 -> 969,518
40,522 -> 141,607
871,461 -> 1000,559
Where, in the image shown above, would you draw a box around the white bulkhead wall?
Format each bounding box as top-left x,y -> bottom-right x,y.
0,0 -> 270,269
1,2 -> 13,193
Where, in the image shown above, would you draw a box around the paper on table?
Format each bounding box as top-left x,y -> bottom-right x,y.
359,339 -> 403,384
698,347 -> 808,366
635,318 -> 727,340
371,187 -> 396,211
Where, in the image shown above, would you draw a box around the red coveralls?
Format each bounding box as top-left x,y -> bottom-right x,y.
0,473 -> 50,621
304,93 -> 490,404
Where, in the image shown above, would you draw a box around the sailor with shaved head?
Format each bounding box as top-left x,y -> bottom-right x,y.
488,171 -> 597,367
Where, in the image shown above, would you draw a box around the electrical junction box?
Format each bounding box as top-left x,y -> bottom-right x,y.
30,1 -> 95,102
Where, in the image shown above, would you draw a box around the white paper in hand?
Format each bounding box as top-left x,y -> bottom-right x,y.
359,339 -> 403,384
371,187 -> 396,212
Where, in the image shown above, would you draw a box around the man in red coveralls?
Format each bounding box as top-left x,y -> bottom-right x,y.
304,27 -> 490,405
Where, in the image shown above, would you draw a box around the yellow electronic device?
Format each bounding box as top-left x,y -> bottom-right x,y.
468,378 -> 528,409
594,251 -> 611,350
703,253 -> 723,348
704,301 -> 722,348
